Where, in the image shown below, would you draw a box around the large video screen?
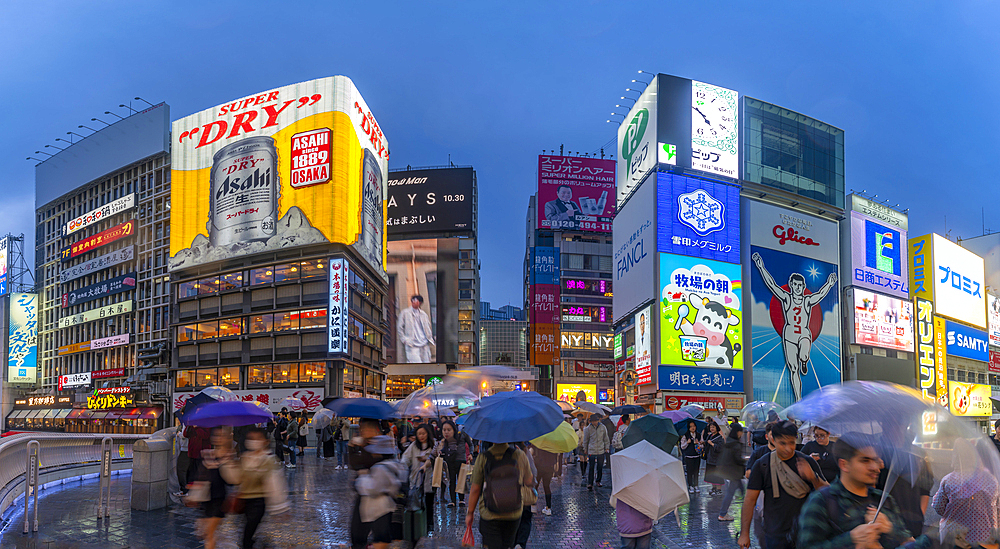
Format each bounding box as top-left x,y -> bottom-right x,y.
852,288 -> 914,352
386,239 -> 458,364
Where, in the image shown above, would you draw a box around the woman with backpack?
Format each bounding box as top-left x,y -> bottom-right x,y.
438,420 -> 469,508
679,421 -> 704,493
716,423 -> 746,522
703,421 -> 726,495
402,424 -> 438,535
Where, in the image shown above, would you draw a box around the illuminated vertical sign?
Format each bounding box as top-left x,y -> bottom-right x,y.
8,293 -> 38,383
914,298 -> 936,403
0,237 -> 8,296
933,316 -> 949,408
327,258 -> 349,354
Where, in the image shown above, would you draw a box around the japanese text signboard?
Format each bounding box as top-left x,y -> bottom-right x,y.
657,173 -> 740,264
386,167 -> 474,235
8,293 -> 38,383
61,220 -> 135,262
537,155 -> 616,233
657,365 -> 743,393
60,246 -> 134,284
59,300 -> 133,329
65,194 -> 135,236
62,273 -> 136,308
909,234 -> 986,329
327,258 -> 349,354
849,210 -> 908,299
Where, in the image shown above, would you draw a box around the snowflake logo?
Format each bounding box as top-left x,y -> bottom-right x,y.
677,189 -> 725,236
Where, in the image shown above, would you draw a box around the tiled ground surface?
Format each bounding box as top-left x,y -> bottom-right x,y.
0,451 -> 757,548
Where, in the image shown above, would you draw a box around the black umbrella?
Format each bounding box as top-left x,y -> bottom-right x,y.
611,404 -> 647,416
177,392 -> 218,422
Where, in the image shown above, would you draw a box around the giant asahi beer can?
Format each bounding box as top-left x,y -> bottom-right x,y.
209,136 -> 279,247
360,148 -> 384,271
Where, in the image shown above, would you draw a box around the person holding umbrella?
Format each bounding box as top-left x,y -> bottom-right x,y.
582,414 -> 611,490
739,421 -> 827,549
796,434 -> 924,549
679,421 -> 704,493
219,427 -> 286,549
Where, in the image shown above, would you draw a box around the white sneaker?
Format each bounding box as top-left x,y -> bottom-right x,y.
542,507 -> 552,516
514,545 -> 523,549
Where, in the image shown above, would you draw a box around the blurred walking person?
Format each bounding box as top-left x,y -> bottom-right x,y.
716,423 -> 746,522
439,420 -> 470,507
220,427 -> 287,549
191,427 -> 233,549
582,414 -> 610,490
402,424 -> 438,535
932,438 -> 1000,549
354,435 -> 405,549
532,446 -> 558,516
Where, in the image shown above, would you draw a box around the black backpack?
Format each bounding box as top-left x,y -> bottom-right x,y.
482,448 -> 522,514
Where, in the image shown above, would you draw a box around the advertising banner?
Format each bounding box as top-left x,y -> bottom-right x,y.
530,323 -> 559,365
660,254 -> 743,369
990,295 -> 1000,348
65,194 -> 135,236
8,293 -> 38,384
327,258 -> 349,355
537,155 -> 615,232
663,394 -> 742,414
657,365 -> 743,393
634,306 -> 652,384
62,272 -> 136,308
174,387 -> 324,413
58,300 -> 132,329
573,360 -> 613,376
385,239 -> 459,364
92,333 -> 130,350
749,200 -> 840,407
58,372 -> 91,390
555,383 -> 596,403
530,284 -> 560,325
560,332 -> 614,351
61,219 -> 135,262
991,349 -> 1000,373
933,316 -> 949,407
530,247 -> 560,286
386,167 -> 474,235
908,235 -> 933,303
0,237 -> 8,296
59,246 -> 134,284
617,78 -> 658,204
57,342 -> 90,355
850,194 -> 908,231
613,173 -> 655,319
657,173 -> 740,264
947,381 -> 991,417
850,210 -> 908,299
691,81 -> 739,178
944,320 -> 989,362
92,368 -> 126,380
170,76 -> 389,273
851,288 -> 914,352
561,305 -> 609,324
933,235 -> 986,328
613,333 -> 623,359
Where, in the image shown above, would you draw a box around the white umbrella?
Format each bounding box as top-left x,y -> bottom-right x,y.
280,397 -> 306,410
575,401 -> 611,415
199,386 -> 239,401
610,439 -> 689,521
310,408 -> 335,429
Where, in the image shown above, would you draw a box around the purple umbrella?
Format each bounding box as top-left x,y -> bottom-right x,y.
184,400 -> 273,427
658,410 -> 692,423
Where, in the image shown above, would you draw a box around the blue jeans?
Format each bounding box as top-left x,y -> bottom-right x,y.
288,444 -> 297,465
718,478 -> 744,516
621,533 -> 651,549
337,440 -> 348,466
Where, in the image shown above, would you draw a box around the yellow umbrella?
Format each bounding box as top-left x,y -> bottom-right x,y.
529,421 -> 579,453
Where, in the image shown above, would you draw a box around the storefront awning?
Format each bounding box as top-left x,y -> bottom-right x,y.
119,408 -> 142,419
384,364 -> 449,377
53,409 -> 72,419
10,410 -> 29,418
89,411 -> 109,419
36,409 -> 59,419
24,409 -> 44,419
103,411 -> 123,420
67,409 -> 93,419
139,407 -> 161,419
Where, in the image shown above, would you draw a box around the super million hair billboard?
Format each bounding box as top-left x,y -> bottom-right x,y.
169,76 -> 389,275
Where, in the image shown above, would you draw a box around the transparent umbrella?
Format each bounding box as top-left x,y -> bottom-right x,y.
575,401 -> 612,416
310,408 -> 335,430
199,386 -> 239,402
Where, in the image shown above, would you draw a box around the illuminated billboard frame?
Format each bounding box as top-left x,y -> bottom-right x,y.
850,288 -> 914,352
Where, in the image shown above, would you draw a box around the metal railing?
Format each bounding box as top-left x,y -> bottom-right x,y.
0,432 -> 144,519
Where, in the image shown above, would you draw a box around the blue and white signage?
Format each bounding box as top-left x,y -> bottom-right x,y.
531,247 -> 560,286
657,173 -> 740,264
945,320 -> 989,362
613,175 -> 656,319
850,210 -> 908,299
657,365 -> 743,393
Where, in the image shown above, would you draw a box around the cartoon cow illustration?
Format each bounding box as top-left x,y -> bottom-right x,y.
674,292 -> 741,368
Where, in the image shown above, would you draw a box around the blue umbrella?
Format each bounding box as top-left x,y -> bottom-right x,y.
184,400 -> 273,427
674,417 -> 707,437
611,404 -> 647,416
461,391 -> 563,443
177,392 -> 218,422
325,397 -> 397,420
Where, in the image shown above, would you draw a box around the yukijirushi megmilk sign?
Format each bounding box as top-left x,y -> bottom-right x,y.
170,76 -> 389,274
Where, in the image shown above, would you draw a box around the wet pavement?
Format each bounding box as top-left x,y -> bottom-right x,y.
0,451 -> 758,548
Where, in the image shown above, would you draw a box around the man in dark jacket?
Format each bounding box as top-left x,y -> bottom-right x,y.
801,426 -> 839,483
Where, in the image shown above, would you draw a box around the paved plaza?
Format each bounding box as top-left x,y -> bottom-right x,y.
0,453 -> 757,549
